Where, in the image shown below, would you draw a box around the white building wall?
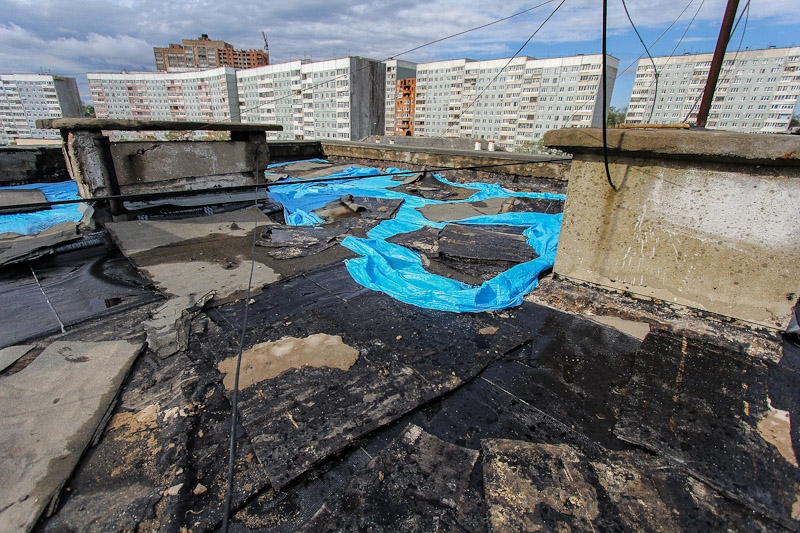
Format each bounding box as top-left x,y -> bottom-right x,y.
412,54 -> 617,150
625,46 -> 800,133
0,74 -> 82,145
236,61 -> 303,140
87,67 -> 239,124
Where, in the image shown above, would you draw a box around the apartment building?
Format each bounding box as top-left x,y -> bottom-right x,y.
625,46 -> 800,133
408,54 -> 617,150
87,67 -> 240,123
238,57 -> 385,141
154,34 -> 268,72
237,61 -> 304,140
0,74 -> 82,145
384,60 -> 417,136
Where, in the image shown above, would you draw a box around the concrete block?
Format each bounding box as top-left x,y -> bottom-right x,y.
548,129 -> 800,329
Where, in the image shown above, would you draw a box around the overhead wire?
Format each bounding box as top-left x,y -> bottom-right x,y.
621,0 -> 660,123
682,0 -> 750,123
431,0 -> 567,142
220,141 -> 267,533
602,0 -> 617,191
226,2 -> 560,126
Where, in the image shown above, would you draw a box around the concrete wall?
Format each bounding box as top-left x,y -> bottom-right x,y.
320,141 -> 569,193
0,146 -> 70,185
545,128 -> 800,330
350,57 -> 385,140
109,140 -> 267,194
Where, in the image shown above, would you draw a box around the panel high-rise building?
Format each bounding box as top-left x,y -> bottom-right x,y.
154,34 -> 269,72
0,74 -> 82,145
383,53 -> 618,151
88,67 -> 240,123
237,57 -> 385,141
625,46 -> 800,133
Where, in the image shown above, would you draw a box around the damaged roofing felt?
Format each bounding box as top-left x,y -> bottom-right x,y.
1,158 -> 797,532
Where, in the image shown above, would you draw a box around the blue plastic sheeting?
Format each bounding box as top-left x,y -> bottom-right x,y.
266,158 -> 329,169
0,182 -> 84,236
267,166 -> 564,312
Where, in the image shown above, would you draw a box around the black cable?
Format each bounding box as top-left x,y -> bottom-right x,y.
432,0 -> 567,142
190,2 -> 558,129
615,0 -> 697,78
3,158 -> 572,212
220,141 -> 266,532
621,0 -> 660,123
602,0 -> 617,192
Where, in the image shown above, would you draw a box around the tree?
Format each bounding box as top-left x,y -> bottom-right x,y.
606,106 -> 627,128
791,113 -> 800,128
83,105 -> 95,118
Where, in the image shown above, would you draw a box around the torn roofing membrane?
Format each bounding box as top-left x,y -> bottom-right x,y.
0,182 -> 84,236
267,166 -> 564,313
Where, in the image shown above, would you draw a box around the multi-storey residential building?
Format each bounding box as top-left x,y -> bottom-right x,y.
410,54 -> 617,150
384,60 -> 417,136
625,46 -> 800,133
238,57 -> 385,141
237,61 -> 304,140
0,74 -> 82,145
87,67 -> 240,123
154,34 -> 268,72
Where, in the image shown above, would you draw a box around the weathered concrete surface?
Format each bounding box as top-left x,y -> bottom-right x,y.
37,118 -> 282,133
545,128 -> 800,329
105,208 -> 281,304
0,345 -> 33,372
109,141 -> 268,195
321,140 -> 570,187
143,292 -> 214,358
544,127 -> 800,165
0,146 -> 69,185
0,339 -> 145,533
0,189 -> 47,212
300,424 -> 480,532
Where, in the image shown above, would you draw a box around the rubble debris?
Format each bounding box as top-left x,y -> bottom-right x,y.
482,439 -> 775,532
614,329 -> 800,529
0,339 -> 145,532
200,267 -> 529,489
416,197 -> 507,222
256,197 -> 403,259
300,425 -> 480,531
391,171 -> 475,200
143,291 -> 214,358
387,223 -> 538,285
499,195 -> 564,215
217,333 -> 360,390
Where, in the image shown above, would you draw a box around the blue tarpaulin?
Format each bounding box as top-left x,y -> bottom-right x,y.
267,166 -> 564,313
0,182 -> 84,236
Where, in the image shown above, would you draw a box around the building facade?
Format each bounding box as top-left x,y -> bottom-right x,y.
401,54 -> 617,151
88,67 -> 240,123
154,34 -> 268,72
625,46 -> 800,133
0,74 -> 82,145
384,60 -> 417,136
237,57 -> 385,141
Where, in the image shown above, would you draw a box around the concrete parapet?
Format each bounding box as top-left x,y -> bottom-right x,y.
321,141 -> 569,191
544,127 -> 800,329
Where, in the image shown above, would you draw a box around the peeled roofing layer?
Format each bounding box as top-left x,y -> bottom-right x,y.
0,182 -> 84,236
267,166 -> 564,313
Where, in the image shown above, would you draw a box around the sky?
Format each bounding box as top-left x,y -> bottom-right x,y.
0,0 -> 797,108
